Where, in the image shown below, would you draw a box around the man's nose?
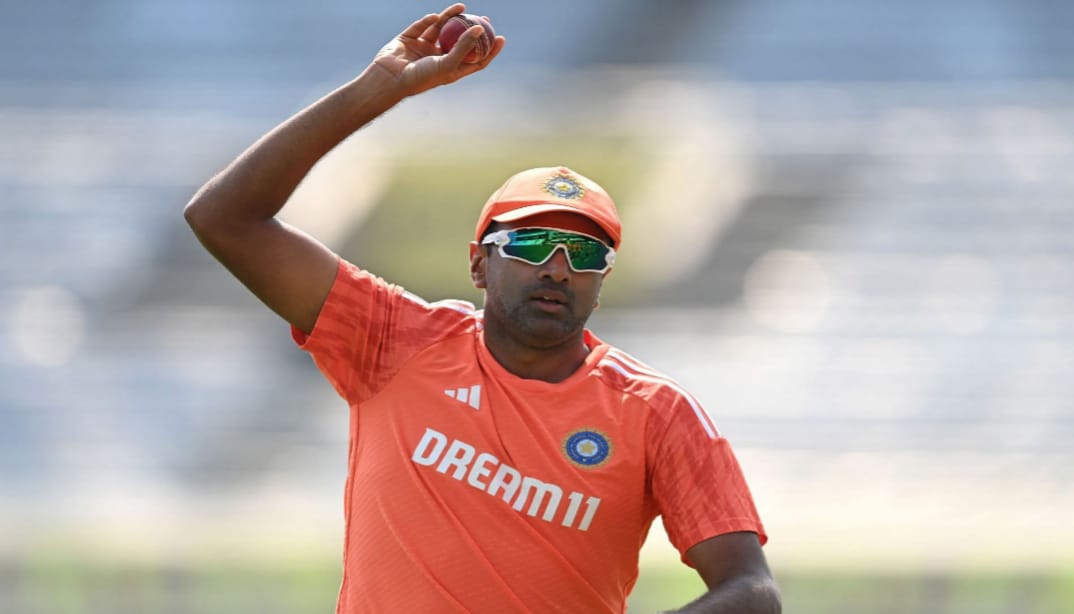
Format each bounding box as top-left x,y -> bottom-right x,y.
537,246 -> 571,283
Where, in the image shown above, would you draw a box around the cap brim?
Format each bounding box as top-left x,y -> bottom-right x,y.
485,202 -> 620,247
490,203 -> 585,223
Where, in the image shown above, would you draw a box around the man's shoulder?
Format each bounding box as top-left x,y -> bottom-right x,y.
591,343 -> 698,411
394,290 -> 483,345
401,289 -> 480,318
339,259 -> 481,327
592,343 -> 722,441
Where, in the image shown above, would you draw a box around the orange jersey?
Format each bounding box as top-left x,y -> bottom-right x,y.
292,259 -> 767,613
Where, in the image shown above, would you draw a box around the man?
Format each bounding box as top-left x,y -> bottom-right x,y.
184,4 -> 780,613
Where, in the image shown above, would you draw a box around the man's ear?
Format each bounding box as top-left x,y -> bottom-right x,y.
469,242 -> 487,289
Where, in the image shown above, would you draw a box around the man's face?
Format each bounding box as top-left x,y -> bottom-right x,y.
470,212 -> 611,349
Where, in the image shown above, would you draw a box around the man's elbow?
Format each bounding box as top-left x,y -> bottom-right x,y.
750,576 -> 782,614
183,192 -> 239,244
183,192 -> 215,236
183,199 -> 203,231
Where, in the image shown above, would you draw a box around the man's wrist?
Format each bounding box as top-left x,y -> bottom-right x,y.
334,64 -> 410,127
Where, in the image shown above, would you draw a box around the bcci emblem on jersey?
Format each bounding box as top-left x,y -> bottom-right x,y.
563,429 -> 611,468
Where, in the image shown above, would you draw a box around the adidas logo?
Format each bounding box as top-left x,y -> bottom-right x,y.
444,385 -> 481,410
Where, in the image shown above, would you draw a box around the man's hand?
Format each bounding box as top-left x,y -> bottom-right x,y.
372,3 -> 506,98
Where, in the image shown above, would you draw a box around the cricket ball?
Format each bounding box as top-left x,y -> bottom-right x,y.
438,14 -> 495,63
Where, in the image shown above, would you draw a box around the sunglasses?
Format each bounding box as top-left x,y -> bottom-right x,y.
481,227 -> 616,274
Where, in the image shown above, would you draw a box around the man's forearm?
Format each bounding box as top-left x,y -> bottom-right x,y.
664,575 -> 782,614
187,65 -> 405,223
180,7 -> 504,334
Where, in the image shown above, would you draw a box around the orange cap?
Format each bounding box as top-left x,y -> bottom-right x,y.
474,166 -> 622,247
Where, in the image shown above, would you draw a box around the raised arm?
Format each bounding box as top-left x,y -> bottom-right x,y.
184,4 -> 505,334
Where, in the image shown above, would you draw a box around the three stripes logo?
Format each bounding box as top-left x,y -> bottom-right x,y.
444,385 -> 481,410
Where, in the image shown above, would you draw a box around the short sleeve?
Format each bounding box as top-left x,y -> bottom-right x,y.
649,396 -> 767,563
291,259 -> 476,403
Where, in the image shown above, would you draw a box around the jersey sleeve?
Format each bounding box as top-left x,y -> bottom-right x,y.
648,395 -> 767,564
291,258 -> 476,403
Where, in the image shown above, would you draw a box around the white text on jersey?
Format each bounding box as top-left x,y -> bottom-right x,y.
411,427 -> 601,531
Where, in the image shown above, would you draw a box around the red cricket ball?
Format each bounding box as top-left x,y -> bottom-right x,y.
438,14 -> 495,63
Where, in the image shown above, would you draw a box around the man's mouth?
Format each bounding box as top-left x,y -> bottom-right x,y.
529,289 -> 569,310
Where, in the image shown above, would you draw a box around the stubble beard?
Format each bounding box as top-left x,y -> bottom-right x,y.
484,291 -> 589,350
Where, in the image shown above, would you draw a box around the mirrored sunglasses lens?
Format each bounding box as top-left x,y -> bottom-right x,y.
502,240 -> 555,265
503,229 -> 611,272
562,241 -> 608,271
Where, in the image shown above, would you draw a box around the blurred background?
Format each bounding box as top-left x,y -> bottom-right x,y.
2,0 -> 1074,612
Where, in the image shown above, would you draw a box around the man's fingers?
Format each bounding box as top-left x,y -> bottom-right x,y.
434,3 -> 466,32
440,24 -> 483,67
420,3 -> 467,42
471,35 -> 506,70
400,13 -> 439,39
437,3 -> 467,22
417,21 -> 442,44
417,13 -> 454,45
403,5 -> 464,41
449,35 -> 505,80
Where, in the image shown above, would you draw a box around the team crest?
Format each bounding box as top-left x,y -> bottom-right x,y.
543,174 -> 584,200
563,429 -> 612,468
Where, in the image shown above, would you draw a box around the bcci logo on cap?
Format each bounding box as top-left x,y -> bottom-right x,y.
563,429 -> 612,468
543,174 -> 584,200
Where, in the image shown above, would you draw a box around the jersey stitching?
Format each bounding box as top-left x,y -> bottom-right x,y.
598,352 -> 720,439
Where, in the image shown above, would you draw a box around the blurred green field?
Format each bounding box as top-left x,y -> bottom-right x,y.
4,556 -> 1072,614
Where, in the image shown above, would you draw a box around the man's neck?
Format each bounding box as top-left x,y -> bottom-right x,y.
482,328 -> 591,383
